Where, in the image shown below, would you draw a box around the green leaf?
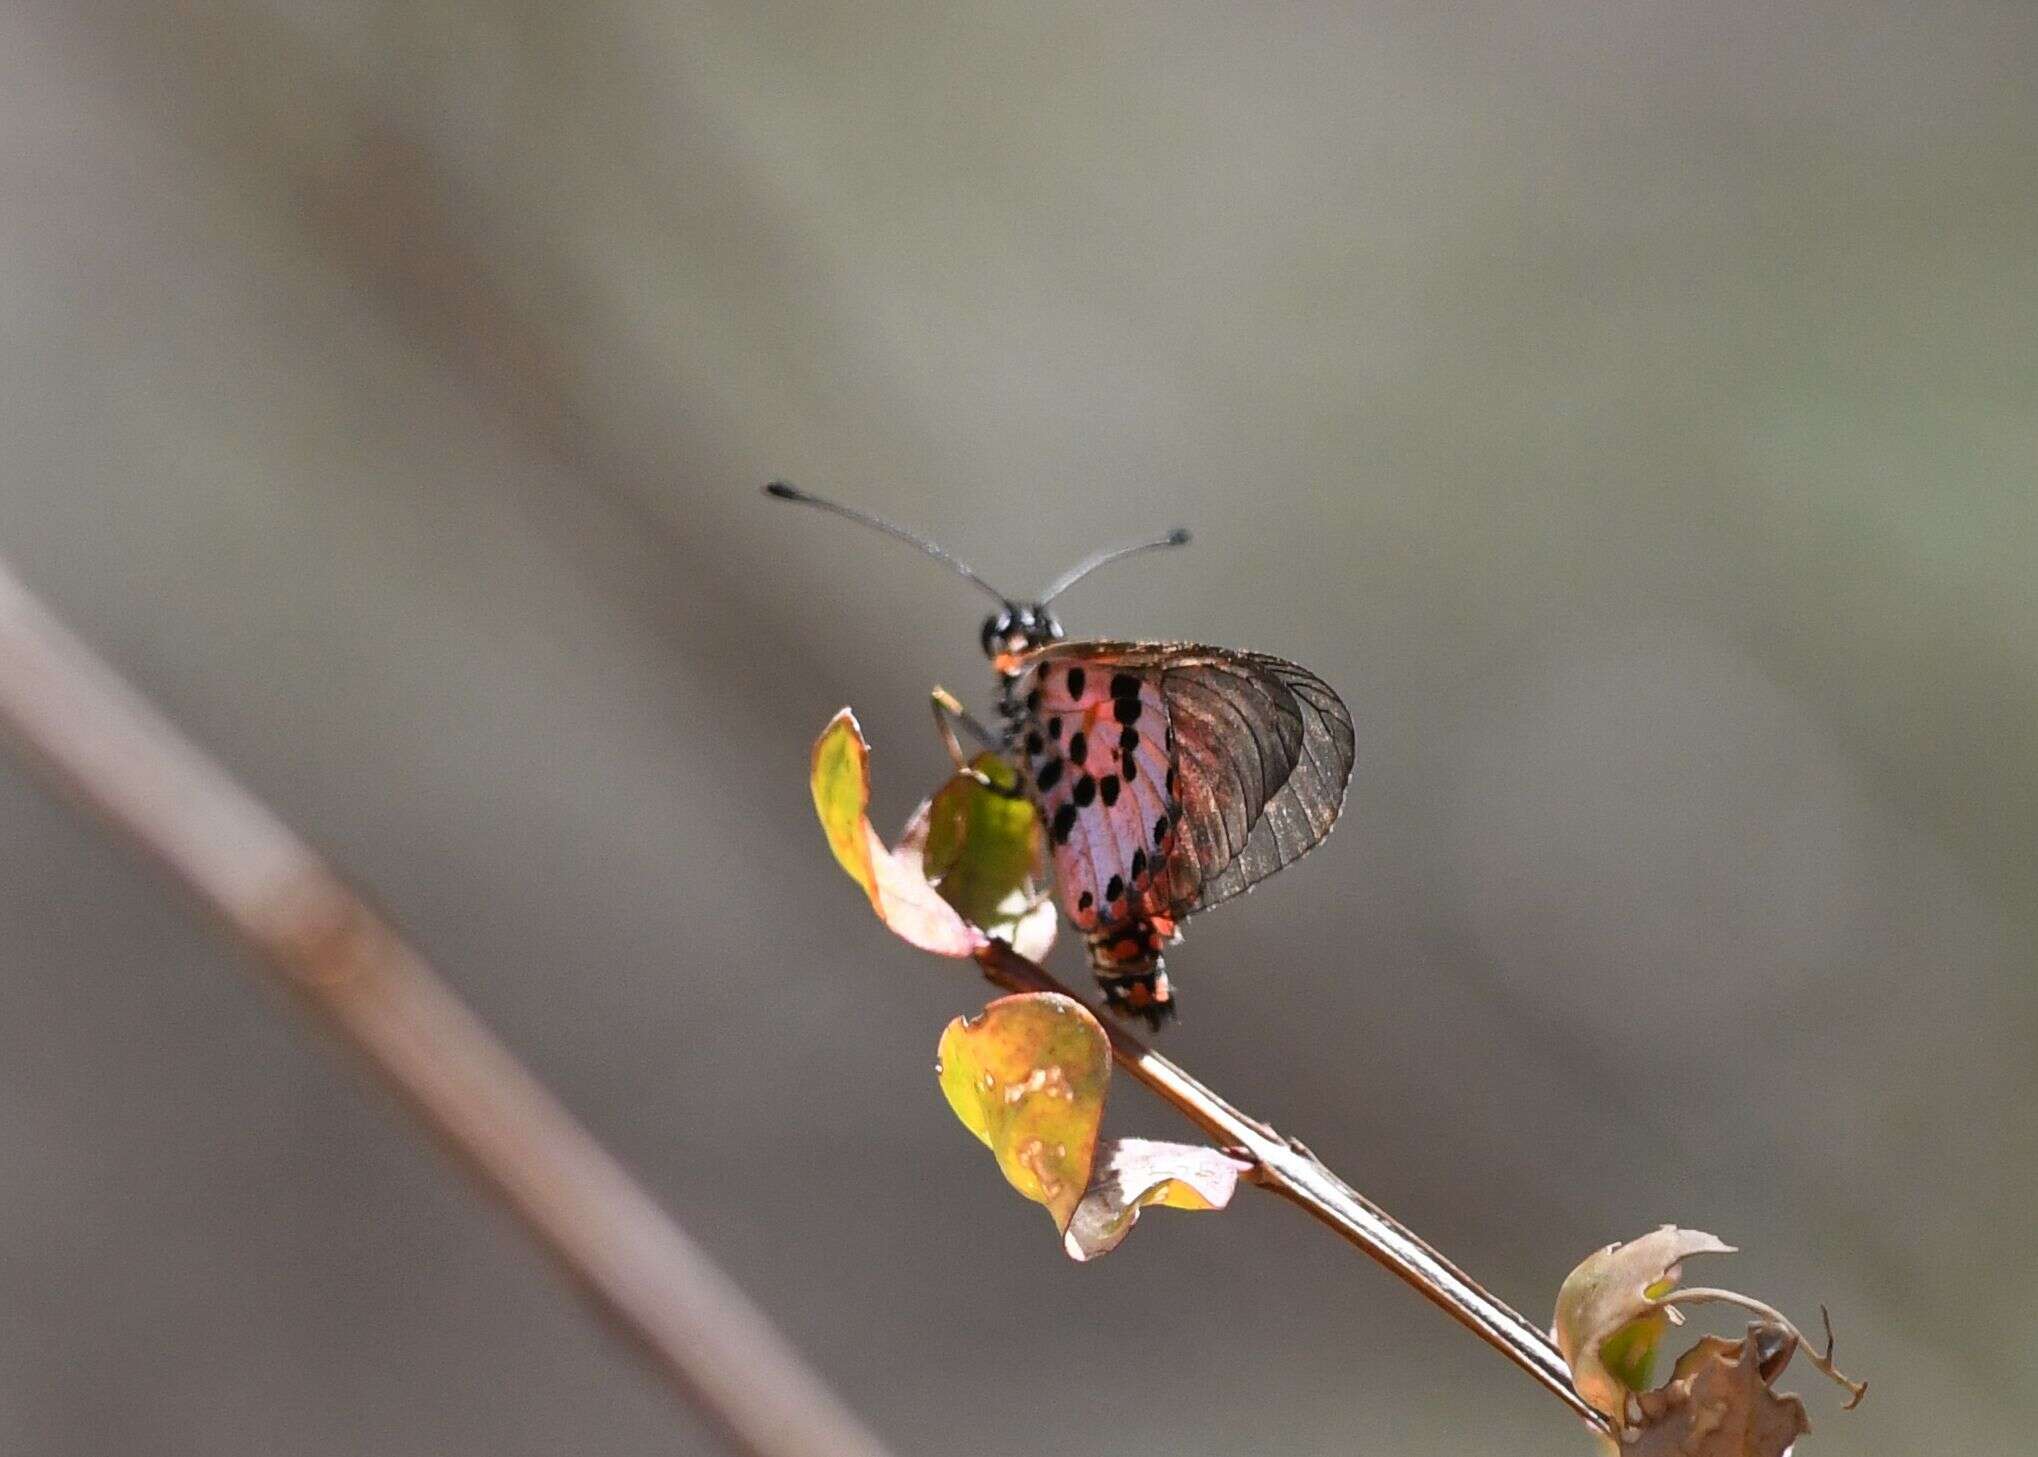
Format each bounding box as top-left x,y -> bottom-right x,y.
919,753 -> 1055,959
936,993 -> 1110,1231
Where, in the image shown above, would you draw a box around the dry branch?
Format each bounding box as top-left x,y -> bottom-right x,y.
975,941 -> 1613,1437
0,558 -> 894,1457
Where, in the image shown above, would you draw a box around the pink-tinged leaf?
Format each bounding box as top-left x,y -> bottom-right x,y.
1062,1138 -> 1248,1262
810,710 -> 981,957
935,993 -> 1110,1232
1554,1226 -> 1736,1427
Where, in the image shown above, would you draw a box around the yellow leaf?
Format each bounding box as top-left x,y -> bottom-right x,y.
809,710 -> 981,956
811,710 -> 879,900
936,994 -> 1110,1232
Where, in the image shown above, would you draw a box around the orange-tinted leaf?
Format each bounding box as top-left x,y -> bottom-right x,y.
1062,1138 -> 1247,1261
935,993 -> 1109,1231
810,710 -> 981,956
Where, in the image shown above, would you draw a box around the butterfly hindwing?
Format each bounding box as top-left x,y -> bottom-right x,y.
1166,653 -> 1354,910
1016,642 -> 1354,927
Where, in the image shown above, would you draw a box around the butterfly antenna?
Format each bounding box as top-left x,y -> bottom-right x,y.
764,482 -> 1012,605
1037,527 -> 1192,605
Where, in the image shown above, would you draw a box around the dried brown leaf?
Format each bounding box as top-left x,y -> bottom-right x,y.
1626,1327 -> 1810,1457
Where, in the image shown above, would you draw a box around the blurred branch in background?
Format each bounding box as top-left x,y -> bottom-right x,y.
976,943 -> 1613,1439
0,556 -> 894,1457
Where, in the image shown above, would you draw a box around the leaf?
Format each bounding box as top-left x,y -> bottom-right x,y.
1626,1328 -> 1810,1457
936,993 -> 1110,1231
1555,1228 -> 1867,1449
1553,1226 -> 1736,1428
1062,1138 -> 1248,1261
809,710 -> 982,957
912,753 -> 1056,960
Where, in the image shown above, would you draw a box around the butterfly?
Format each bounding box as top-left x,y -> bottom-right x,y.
769,482 -> 1354,1027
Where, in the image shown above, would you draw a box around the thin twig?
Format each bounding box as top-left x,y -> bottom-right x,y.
0,558 -> 895,1457
976,941 -> 1612,1437
1664,1291 -> 1867,1408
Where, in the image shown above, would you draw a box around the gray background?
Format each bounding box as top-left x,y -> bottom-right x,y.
2,2 -> 2032,1453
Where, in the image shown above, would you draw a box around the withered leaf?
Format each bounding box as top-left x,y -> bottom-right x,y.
1556,1227 -> 1865,1449
1626,1327 -> 1810,1457
1061,1138 -> 1248,1262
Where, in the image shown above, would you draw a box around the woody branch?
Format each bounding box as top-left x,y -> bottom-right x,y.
0,556 -> 895,1457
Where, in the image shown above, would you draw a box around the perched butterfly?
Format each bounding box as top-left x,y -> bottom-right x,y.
769,482 -> 1354,1027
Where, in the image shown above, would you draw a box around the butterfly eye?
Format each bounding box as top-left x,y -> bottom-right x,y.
980,610 -> 1017,658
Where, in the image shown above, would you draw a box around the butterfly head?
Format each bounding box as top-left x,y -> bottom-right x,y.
980,603 -> 1065,664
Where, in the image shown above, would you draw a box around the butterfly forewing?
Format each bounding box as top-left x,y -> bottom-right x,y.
1021,657 -> 1180,934
1015,642 -> 1354,929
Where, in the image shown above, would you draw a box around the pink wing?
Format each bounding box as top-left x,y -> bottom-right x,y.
1015,643 -> 1354,935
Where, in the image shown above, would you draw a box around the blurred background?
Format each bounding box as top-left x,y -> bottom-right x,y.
1,2 -> 2032,1452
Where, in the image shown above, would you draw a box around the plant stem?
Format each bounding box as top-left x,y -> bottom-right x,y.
0,558 -> 895,1457
975,941 -> 1611,1437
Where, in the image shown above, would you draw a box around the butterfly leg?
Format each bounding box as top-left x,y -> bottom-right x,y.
930,687 -> 1027,798
1086,918 -> 1178,1030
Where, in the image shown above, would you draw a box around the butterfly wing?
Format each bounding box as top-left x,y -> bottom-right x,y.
1016,642 -> 1354,931
1162,650 -> 1354,911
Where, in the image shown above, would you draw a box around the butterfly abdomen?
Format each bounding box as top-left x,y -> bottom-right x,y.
1083,915 -> 1178,1026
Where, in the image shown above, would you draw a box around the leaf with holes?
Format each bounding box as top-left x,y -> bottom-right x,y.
810,709 -> 981,957
936,993 -> 1110,1232
1062,1138 -> 1248,1261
